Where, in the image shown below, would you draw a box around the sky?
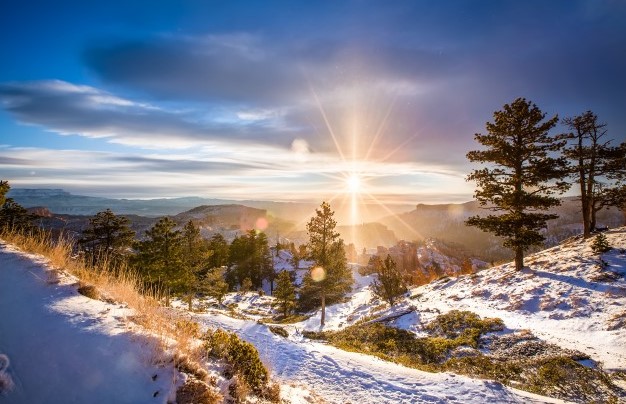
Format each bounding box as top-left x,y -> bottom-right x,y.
1,0 -> 626,208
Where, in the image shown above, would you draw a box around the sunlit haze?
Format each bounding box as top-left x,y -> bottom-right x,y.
1,1 -> 625,222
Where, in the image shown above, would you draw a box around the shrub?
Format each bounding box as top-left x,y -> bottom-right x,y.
591,233 -> 612,254
227,334 -> 269,393
203,329 -> 273,397
77,283 -> 100,300
424,310 -> 504,346
527,356 -> 619,402
269,326 -> 288,338
174,353 -> 209,382
176,379 -> 221,404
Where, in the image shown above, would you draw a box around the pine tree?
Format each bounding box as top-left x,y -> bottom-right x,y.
79,209 -> 135,267
207,233 -> 229,270
466,98 -> 570,271
240,277 -> 253,294
299,201 -> 353,326
563,111 -> 626,238
180,220 -> 212,310
0,180 -> 9,206
591,233 -> 611,254
371,255 -> 406,306
133,217 -> 182,306
0,198 -> 37,232
272,270 -> 296,317
289,243 -> 300,270
203,267 -> 229,305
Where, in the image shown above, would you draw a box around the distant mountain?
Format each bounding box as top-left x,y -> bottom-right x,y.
7,188 -> 233,217
7,188 -> 413,225
381,197 -> 626,262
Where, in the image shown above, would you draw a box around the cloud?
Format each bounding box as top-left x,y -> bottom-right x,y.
0,80 -> 307,148
0,144 -> 472,202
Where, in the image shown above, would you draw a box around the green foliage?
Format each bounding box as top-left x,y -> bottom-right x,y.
79,209 -> 134,267
526,356 -> 620,402
299,202 -> 353,324
203,329 -> 270,395
272,270 -> 296,317
466,98 -> 570,270
240,277 -> 253,293
227,230 -> 273,289
591,233 -> 612,254
0,182 -> 37,232
202,267 -> 229,305
180,221 -> 213,309
207,233 -> 229,269
0,180 -> 9,206
424,310 -> 504,345
132,217 -> 183,305
371,255 -> 407,306
563,111 -> 626,238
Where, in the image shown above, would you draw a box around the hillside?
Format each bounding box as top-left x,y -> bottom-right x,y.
296,229 -> 626,370
193,228 -> 626,403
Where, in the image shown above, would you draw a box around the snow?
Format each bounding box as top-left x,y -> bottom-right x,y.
294,229 -> 626,370
0,242 -> 178,403
195,312 -> 563,403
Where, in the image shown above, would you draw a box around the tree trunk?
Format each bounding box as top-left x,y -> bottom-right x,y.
515,248 -> 524,271
320,293 -> 326,327
187,292 -> 192,311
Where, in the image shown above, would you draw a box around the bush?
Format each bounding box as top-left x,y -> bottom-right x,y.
591,233 -> 612,254
424,310 -> 504,346
269,326 -> 288,338
176,379 -> 221,404
77,284 -> 100,300
203,329 -> 273,397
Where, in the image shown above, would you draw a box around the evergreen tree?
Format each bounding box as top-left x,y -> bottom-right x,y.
227,230 -> 272,290
272,270 -> 296,317
78,209 -> 135,267
0,198 -> 37,232
207,233 -> 229,270
299,201 -> 353,326
563,111 -> 626,238
180,220 -> 212,310
203,267 -> 229,305
0,180 -> 9,206
289,243 -> 300,270
466,98 -> 570,271
133,217 -> 182,306
371,255 -> 406,306
240,277 -> 253,294
591,233 -> 611,254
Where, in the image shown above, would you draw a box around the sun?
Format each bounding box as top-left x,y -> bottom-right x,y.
346,173 -> 361,193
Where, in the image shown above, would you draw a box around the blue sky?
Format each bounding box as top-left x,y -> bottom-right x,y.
1,0 -> 625,206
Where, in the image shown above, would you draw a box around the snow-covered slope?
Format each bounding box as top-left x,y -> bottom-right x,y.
0,243 -> 178,403
299,228 -> 626,370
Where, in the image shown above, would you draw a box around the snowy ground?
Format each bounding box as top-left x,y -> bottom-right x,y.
296,229 -> 626,370
196,311 -> 562,404
0,242 -> 178,403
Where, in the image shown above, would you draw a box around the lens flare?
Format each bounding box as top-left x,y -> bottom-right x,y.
255,217 -> 268,230
311,266 -> 326,282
